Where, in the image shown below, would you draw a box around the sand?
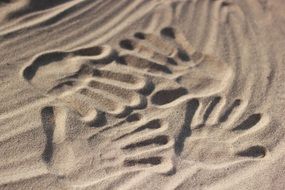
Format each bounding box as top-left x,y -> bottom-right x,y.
0,0 -> 285,189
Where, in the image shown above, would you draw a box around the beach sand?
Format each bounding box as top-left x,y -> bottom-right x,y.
0,0 -> 285,189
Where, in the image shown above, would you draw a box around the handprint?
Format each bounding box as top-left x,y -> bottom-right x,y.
117,26 -> 233,97
40,105 -> 178,187
22,45 -> 152,122
179,96 -> 269,165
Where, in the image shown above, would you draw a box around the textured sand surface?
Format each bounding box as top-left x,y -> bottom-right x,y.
1,0 -> 285,189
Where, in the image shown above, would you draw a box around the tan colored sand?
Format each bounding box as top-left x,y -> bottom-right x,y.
0,0 -> 285,189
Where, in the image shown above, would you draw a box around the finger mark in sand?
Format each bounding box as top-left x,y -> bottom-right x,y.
236,145 -> 266,158
232,113 -> 262,131
123,155 -> 174,174
113,119 -> 163,141
87,79 -> 146,108
73,46 -> 104,56
175,99 -> 199,155
78,87 -> 128,116
42,106 -> 78,175
191,96 -> 223,128
41,106 -> 56,163
151,87 -> 188,106
160,27 -> 176,39
134,32 -> 146,40
176,49 -> 191,62
121,135 -> 169,150
124,156 -> 162,167
126,113 -> 142,123
202,96 -> 222,124
92,69 -> 147,89
119,39 -> 136,50
22,51 -> 68,81
73,45 -> 115,65
117,54 -> 172,74
219,99 -> 241,122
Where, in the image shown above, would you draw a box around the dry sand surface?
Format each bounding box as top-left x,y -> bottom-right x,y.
1,0 -> 285,189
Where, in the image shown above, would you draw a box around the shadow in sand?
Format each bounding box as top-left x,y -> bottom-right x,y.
174,99 -> 199,155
